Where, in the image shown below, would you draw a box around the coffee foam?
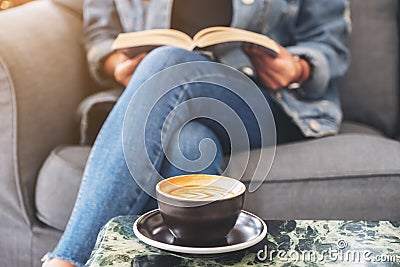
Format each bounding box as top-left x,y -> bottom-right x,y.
158,175 -> 244,201
167,185 -> 235,200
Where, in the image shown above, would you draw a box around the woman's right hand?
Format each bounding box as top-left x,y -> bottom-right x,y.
104,52 -> 148,87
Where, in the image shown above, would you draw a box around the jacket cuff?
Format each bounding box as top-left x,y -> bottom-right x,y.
87,39 -> 119,87
286,45 -> 330,99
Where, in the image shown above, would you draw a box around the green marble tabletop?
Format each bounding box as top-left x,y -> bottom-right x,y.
85,215 -> 400,267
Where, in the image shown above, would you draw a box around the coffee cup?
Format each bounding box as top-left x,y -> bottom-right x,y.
156,174 -> 245,246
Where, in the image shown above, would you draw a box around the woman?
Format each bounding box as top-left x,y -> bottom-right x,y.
43,0 -> 351,266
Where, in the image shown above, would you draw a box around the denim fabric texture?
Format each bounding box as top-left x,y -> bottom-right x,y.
83,0 -> 351,137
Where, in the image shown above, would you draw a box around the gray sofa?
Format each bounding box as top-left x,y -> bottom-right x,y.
0,0 -> 399,266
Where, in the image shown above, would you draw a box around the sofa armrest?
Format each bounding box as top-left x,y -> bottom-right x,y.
77,88 -> 123,145
0,1 -> 97,225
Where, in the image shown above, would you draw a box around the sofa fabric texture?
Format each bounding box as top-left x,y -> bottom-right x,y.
338,0 -> 399,137
0,1 -> 96,266
36,146 -> 91,231
0,1 -> 399,267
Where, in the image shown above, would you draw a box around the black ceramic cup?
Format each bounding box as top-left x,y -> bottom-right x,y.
156,174 -> 245,246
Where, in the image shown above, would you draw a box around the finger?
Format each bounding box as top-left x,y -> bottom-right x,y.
128,52 -> 148,69
258,67 -> 291,88
247,51 -> 282,74
258,61 -> 290,78
252,56 -> 281,76
253,55 -> 296,82
128,53 -> 147,75
242,43 -> 255,54
246,45 -> 276,59
118,52 -> 131,62
133,52 -> 148,62
122,73 -> 134,87
114,60 -> 138,85
258,72 -> 280,90
115,52 -> 149,85
254,62 -> 287,89
267,59 -> 299,84
118,59 -> 139,75
243,43 -> 270,58
250,47 -> 294,72
122,51 -> 148,68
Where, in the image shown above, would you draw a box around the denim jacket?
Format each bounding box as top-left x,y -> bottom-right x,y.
83,0 -> 351,137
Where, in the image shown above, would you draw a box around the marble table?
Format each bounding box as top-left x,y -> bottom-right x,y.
86,215 -> 400,267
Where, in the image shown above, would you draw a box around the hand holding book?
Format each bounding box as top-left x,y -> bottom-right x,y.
104,52 -> 148,87
243,43 -> 311,90
110,26 -> 310,89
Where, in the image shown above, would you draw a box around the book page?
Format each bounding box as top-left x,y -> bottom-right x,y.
193,27 -> 224,40
112,29 -> 195,51
193,27 -> 280,55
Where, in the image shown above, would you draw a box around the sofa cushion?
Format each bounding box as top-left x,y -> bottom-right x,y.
35,146 -> 90,231
338,0 -> 399,136
340,121 -> 382,136
226,134 -> 400,220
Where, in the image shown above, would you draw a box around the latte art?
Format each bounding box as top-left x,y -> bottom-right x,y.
168,185 -> 235,200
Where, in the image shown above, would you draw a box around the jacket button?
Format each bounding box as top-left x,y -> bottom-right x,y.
309,120 -> 321,133
241,66 -> 255,77
241,0 -> 255,5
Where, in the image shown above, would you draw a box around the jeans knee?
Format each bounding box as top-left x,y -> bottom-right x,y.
141,46 -> 208,71
178,121 -> 221,161
161,121 -> 223,177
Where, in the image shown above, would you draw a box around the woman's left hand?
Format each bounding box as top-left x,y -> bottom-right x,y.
243,43 -> 310,90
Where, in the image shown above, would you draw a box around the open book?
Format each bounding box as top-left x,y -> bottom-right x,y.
112,26 -> 280,58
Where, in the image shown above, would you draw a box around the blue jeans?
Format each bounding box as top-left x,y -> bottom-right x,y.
47,47 -> 303,266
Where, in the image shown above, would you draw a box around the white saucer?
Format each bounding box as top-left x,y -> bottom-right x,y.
133,209 -> 267,254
